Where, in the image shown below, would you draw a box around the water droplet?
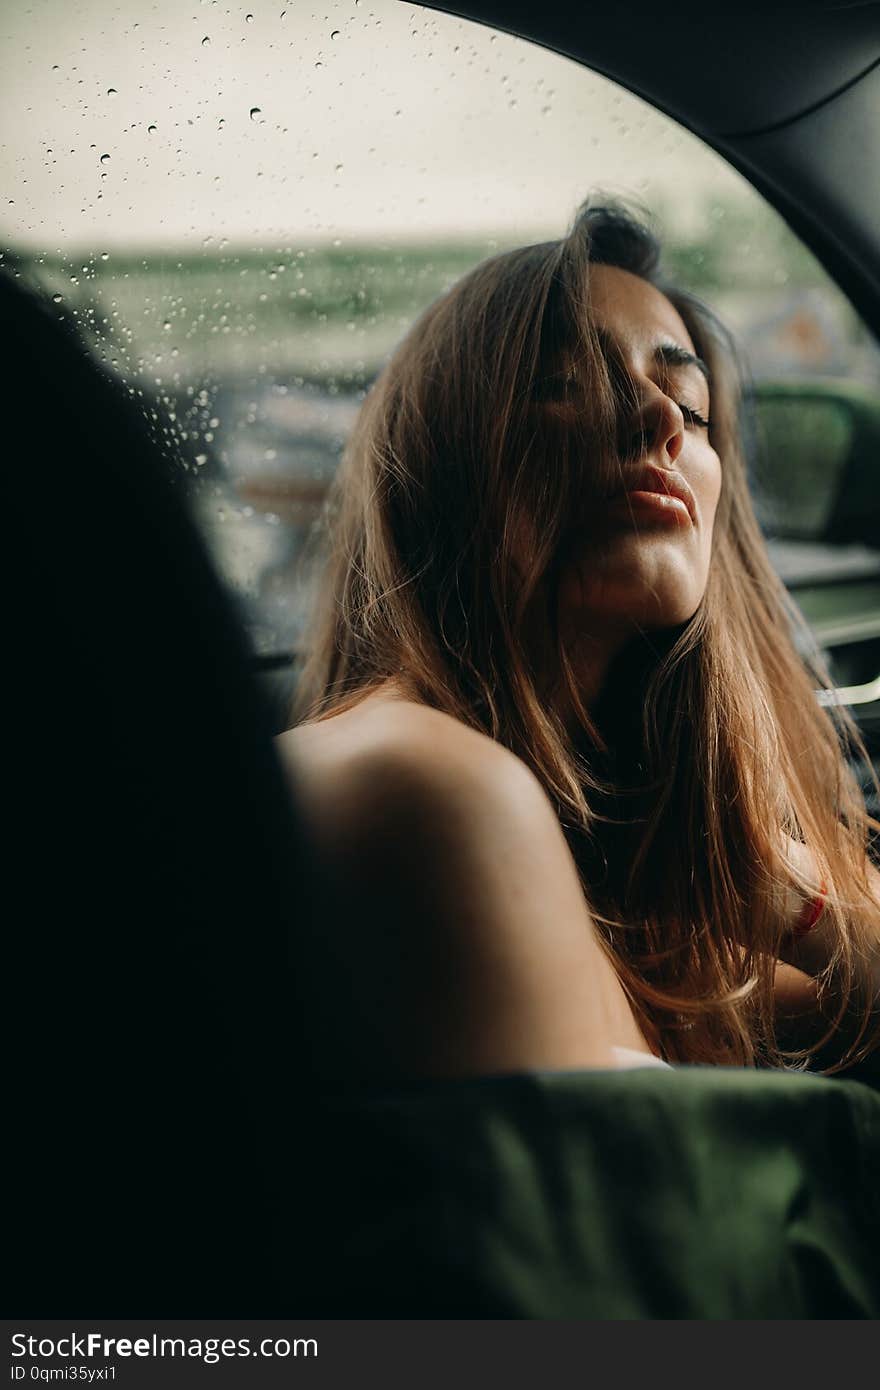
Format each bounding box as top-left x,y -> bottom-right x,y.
147,123 -> 157,133
52,293 -> 63,303
195,454 -> 208,466
52,64 -> 59,70
100,252 -> 109,260
314,60 -> 323,68
246,12 -> 254,21
330,29 -> 340,39
201,35 -> 210,46
163,320 -> 171,331
335,162 -> 343,173
100,153 -> 110,163
107,87 -> 117,96
218,117 -> 225,128
249,106 -> 261,120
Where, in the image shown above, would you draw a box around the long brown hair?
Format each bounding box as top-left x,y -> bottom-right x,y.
291,198 -> 880,1070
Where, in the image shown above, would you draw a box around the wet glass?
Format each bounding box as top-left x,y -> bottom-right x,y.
2,0 -> 878,711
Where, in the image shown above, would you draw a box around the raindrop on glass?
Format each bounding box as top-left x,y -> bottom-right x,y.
246,12 -> 254,21
249,106 -> 261,120
107,87 -> 117,96
147,123 -> 157,133
201,35 -> 211,46
330,29 -> 340,39
101,252 -> 109,260
52,293 -> 63,303
100,153 -> 110,163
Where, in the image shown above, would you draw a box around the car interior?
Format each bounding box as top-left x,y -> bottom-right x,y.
6,0 -> 879,1317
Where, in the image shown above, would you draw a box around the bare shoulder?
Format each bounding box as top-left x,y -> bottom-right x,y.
276,694 -> 542,838
275,694 -> 633,1079
276,691 -> 516,771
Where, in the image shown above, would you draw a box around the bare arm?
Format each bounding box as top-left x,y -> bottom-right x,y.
281,719 -> 650,1083
777,837 -> 880,983
774,836 -> 880,1067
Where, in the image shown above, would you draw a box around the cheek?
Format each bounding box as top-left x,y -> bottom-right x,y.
699,452 -> 723,545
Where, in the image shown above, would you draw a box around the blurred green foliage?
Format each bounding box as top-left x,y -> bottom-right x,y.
7,191 -> 860,386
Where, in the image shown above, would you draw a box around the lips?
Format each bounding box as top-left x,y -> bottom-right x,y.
608,465 -> 697,526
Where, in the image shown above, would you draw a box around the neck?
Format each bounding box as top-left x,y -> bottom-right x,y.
548,620 -> 634,741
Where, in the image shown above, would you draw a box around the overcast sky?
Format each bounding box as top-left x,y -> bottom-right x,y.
1,0 -> 755,252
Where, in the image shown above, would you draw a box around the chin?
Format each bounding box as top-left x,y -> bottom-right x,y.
558,564 -> 705,633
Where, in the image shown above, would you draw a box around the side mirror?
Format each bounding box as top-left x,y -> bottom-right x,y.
751,380 -> 880,547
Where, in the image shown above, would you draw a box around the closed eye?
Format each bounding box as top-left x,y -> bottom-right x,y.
679,402 -> 710,429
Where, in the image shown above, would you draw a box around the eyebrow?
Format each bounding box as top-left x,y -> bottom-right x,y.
655,340 -> 710,384
593,326 -> 710,386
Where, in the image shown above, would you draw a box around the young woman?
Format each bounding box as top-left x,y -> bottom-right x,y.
277,200 -> 880,1082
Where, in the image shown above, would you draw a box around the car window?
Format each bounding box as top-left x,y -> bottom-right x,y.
3,0 -> 878,708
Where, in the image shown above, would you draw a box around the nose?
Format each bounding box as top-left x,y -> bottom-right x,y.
621,383 -> 684,465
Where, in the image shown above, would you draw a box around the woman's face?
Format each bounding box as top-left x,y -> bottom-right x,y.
555,264 -> 722,646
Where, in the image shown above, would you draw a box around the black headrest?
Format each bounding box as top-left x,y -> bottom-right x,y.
5,268 -> 315,1312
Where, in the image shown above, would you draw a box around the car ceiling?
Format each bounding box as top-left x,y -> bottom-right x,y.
421,0 -> 879,136
419,1 -> 880,332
